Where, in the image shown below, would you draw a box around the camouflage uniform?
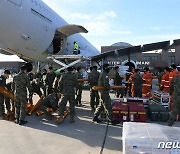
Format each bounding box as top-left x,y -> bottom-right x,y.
114,71 -> 124,98
4,82 -> 13,112
94,71 -> 115,121
31,79 -> 42,97
12,72 -> 32,121
168,75 -> 180,124
0,75 -> 6,117
75,72 -> 83,105
45,72 -> 56,95
38,93 -> 59,114
132,73 -> 144,97
54,74 -> 61,93
58,72 -> 78,118
88,70 -> 100,109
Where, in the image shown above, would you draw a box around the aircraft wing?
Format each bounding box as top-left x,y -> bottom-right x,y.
91,45 -> 142,62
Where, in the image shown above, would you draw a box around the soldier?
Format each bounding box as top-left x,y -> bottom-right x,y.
12,65 -> 32,125
114,66 -> 124,98
41,69 -> 47,96
45,67 -> 56,95
132,69 -> 144,97
93,64 -> 118,125
0,70 -> 11,119
38,93 -> 61,116
142,67 -> 152,99
168,72 -> 180,126
160,67 -> 170,93
75,67 -> 83,106
54,70 -> 65,93
31,78 -> 43,97
4,82 -> 13,116
88,66 -> 100,110
56,67 -> 78,123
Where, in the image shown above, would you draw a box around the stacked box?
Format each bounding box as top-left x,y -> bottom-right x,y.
112,101 -> 128,122
149,104 -> 169,122
152,91 -> 170,109
129,102 -> 146,122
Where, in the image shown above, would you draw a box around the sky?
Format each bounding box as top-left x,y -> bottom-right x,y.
43,0 -> 180,51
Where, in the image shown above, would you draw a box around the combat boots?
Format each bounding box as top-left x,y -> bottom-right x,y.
56,116 -> 64,124
19,120 -> 28,125
70,117 -> 75,123
93,116 -> 102,123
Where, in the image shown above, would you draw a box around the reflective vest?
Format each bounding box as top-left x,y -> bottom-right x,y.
169,69 -> 178,84
142,72 -> 152,87
161,72 -> 170,92
73,42 -> 78,51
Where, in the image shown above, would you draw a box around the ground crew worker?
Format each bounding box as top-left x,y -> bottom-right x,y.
160,67 -> 170,93
38,93 -> 61,116
142,67 -> 152,99
128,67 -> 135,97
168,73 -> 180,126
157,68 -> 164,88
132,69 -> 144,97
0,70 -> 11,119
169,64 -> 178,84
75,67 -> 83,106
93,64 -> 118,125
12,65 -> 32,125
73,41 -> 79,55
88,66 -> 100,110
114,66 -> 124,98
57,67 -> 78,123
45,67 -> 56,95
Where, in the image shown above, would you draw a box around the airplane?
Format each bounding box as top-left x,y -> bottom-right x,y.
0,0 -> 100,70
0,0 -> 176,72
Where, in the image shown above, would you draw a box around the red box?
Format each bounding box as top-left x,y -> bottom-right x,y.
129,102 -> 146,122
112,101 -> 128,122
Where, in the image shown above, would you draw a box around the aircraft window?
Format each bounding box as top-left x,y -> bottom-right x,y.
7,0 -> 22,6
34,0 -> 37,6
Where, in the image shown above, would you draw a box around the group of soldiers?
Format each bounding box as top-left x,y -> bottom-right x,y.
0,62 -> 180,126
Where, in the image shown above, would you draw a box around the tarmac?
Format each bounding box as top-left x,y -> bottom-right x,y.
1,79 -> 180,154
0,91 -> 123,154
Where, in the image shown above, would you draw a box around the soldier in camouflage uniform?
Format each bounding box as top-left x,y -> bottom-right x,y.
45,67 -> 56,95
0,70 -> 11,119
38,93 -> 61,115
132,69 -> 144,97
57,67 -> 78,123
168,73 -> 180,126
114,66 -> 124,98
54,70 -> 65,93
75,67 -> 83,106
31,78 -> 43,97
88,66 -> 100,110
12,65 -> 32,125
4,82 -> 13,116
41,69 -> 47,96
93,64 -> 118,125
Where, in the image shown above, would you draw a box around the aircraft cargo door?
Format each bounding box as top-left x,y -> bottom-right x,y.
7,0 -> 22,7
